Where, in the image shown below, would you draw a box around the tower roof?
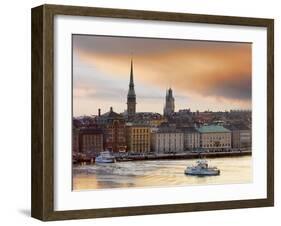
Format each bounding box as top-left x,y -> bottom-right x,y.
100,107 -> 123,119
127,58 -> 136,97
130,58 -> 134,85
196,125 -> 231,133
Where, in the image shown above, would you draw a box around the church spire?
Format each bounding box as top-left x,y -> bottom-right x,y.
128,58 -> 135,95
130,58 -> 134,86
127,58 -> 136,118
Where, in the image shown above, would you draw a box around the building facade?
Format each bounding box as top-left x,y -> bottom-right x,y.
126,124 -> 151,153
72,127 -> 79,153
78,128 -> 103,155
163,88 -> 175,117
240,129 -> 251,148
127,59 -> 136,118
180,127 -> 200,151
151,128 -> 184,153
97,107 -> 127,152
197,125 -> 231,150
225,124 -> 251,149
232,129 -> 241,148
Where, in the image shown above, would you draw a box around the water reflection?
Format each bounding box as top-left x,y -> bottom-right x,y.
73,156 -> 252,190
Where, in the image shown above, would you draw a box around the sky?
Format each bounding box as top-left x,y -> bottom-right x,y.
73,35 -> 252,116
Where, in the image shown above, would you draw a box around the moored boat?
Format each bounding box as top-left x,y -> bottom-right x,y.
95,150 -> 116,163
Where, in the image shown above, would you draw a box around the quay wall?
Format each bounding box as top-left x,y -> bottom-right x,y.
118,151 -> 252,161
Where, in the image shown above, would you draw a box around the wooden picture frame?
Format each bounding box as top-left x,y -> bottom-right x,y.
31,4 -> 274,221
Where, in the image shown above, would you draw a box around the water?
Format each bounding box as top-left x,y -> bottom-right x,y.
73,156 -> 252,190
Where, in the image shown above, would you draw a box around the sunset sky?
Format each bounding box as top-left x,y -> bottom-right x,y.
73,35 -> 252,116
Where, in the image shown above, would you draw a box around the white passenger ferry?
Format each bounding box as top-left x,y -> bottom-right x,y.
95,150 -> 116,163
185,159 -> 220,176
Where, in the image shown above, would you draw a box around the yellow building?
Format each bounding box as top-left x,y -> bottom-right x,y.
126,124 -> 151,153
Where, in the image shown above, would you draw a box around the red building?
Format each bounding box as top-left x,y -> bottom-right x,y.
97,107 -> 127,152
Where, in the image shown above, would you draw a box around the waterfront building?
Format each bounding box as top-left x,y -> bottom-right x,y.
126,124 -> 151,153
197,125 -> 231,150
180,127 -> 200,151
72,127 -> 79,153
225,124 -> 251,148
78,128 -> 103,155
163,88 -> 175,117
151,127 -> 184,153
127,59 -> 136,119
97,107 -> 127,152
239,128 -> 251,148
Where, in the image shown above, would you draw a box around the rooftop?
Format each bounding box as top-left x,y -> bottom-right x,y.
99,107 -> 123,119
156,127 -> 183,133
79,128 -> 103,134
224,123 -> 251,131
126,122 -> 150,127
196,125 -> 230,133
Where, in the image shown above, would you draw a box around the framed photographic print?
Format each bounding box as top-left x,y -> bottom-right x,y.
31,4 -> 274,221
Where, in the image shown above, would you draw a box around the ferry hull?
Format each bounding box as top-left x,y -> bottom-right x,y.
95,158 -> 115,164
95,150 -> 116,164
185,169 -> 220,176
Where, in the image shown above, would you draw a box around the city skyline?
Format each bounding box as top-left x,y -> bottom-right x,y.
73,35 -> 252,116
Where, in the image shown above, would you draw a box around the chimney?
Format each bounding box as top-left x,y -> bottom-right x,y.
110,107 -> 113,112
98,108 -> 101,117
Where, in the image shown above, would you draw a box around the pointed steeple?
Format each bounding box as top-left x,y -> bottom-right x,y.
128,58 -> 135,96
127,58 -> 136,118
129,58 -> 134,87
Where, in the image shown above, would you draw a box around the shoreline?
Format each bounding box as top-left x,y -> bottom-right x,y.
74,151 -> 252,164
117,151 -> 252,162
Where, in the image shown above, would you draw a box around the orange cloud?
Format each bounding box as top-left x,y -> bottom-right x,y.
76,42 -> 251,104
